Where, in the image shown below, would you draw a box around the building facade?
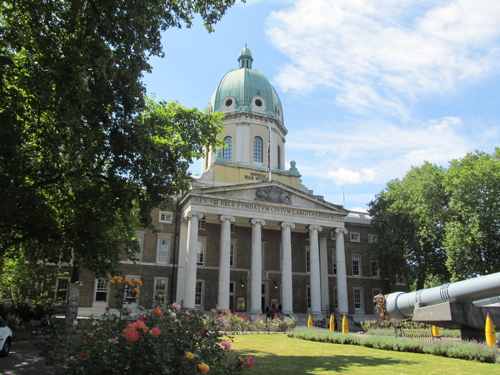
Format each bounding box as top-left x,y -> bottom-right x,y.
53,46 -> 403,322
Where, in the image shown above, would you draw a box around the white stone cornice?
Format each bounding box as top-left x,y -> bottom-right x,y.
309,225 -> 323,232
280,222 -> 295,229
335,227 -> 348,235
250,218 -> 266,226
219,215 -> 236,223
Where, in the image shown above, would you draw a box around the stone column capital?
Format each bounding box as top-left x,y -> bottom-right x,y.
185,211 -> 203,220
308,225 -> 322,232
335,227 -> 348,235
250,218 -> 266,226
219,215 -> 236,223
280,222 -> 295,229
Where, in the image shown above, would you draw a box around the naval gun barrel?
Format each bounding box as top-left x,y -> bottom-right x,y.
386,272 -> 500,321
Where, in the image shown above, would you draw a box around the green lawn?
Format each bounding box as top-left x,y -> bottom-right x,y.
229,334 -> 497,375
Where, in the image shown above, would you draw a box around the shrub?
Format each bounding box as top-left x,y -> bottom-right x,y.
287,327 -> 500,364
37,278 -> 254,374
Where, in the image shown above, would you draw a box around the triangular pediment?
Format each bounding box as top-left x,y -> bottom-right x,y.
184,180 -> 347,217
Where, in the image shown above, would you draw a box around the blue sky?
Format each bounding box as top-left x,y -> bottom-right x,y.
142,0 -> 500,212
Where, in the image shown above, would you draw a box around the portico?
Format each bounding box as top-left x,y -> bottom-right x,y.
176,181 -> 349,320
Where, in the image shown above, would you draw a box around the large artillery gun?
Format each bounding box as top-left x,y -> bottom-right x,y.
378,272 -> 500,341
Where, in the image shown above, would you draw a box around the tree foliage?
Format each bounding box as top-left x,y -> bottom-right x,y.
444,150 -> 500,280
368,162 -> 449,289
370,149 -> 500,286
0,0 -> 235,275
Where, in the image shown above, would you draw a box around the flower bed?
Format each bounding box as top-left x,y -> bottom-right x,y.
37,277 -> 254,374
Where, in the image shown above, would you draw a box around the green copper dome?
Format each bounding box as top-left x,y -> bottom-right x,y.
208,46 -> 283,124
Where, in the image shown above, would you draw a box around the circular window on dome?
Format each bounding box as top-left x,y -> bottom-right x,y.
225,99 -> 233,107
255,99 -> 263,107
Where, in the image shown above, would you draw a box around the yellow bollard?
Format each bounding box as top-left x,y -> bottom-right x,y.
329,314 -> 334,332
342,314 -> 349,334
432,325 -> 440,337
307,314 -> 313,328
485,313 -> 498,348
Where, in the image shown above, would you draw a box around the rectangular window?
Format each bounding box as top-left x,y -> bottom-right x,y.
197,241 -> 205,266
354,288 -> 363,310
157,238 -> 169,263
371,258 -> 379,277
130,234 -> 143,262
195,281 -> 203,306
125,275 -> 140,303
230,244 -> 235,268
155,278 -> 168,303
198,219 -> 206,230
352,255 -> 361,276
350,232 -> 360,242
230,223 -> 236,233
368,234 -> 378,243
95,278 -> 108,302
332,250 -> 337,275
159,211 -> 173,223
307,286 -> 311,309
55,278 -> 70,302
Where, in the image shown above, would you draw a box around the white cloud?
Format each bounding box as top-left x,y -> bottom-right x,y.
266,0 -> 500,116
289,116 -> 470,185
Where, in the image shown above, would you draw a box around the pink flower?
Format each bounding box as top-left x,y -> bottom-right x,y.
221,341 -> 232,351
245,356 -> 255,368
171,302 -> 181,312
154,308 -> 163,317
150,327 -> 161,337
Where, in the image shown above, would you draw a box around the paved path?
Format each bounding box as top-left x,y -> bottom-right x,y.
0,338 -> 53,375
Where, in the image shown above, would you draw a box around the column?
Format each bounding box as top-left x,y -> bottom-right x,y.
183,211 -> 203,309
175,219 -> 189,304
309,225 -> 322,318
218,215 -> 235,310
335,228 -> 349,314
319,234 -> 330,313
280,222 -> 295,315
250,218 -> 265,320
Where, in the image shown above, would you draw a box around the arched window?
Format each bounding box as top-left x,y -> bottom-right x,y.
277,145 -> 281,169
253,136 -> 263,162
223,136 -> 232,161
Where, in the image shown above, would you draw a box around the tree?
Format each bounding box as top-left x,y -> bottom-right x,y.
368,162 -> 449,289
0,1 -> 236,275
444,149 -> 500,280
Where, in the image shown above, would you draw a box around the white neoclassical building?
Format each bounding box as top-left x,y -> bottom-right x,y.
58,46 -> 398,323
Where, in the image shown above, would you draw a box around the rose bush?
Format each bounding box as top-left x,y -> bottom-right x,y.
38,278 -> 253,374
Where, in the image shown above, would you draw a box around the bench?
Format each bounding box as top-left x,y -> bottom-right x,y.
400,328 -> 442,342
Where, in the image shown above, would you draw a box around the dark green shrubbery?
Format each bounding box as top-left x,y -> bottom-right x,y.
288,327 -> 499,364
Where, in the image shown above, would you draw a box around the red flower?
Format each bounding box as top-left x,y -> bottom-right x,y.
202,330 -> 210,337
89,335 -> 95,339
99,333 -> 105,338
60,343 -> 66,347
245,356 -> 255,368
105,306 -> 110,311
80,351 -> 87,357
83,340 -> 89,345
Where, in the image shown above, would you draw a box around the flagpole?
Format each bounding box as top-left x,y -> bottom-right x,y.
268,124 -> 272,181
